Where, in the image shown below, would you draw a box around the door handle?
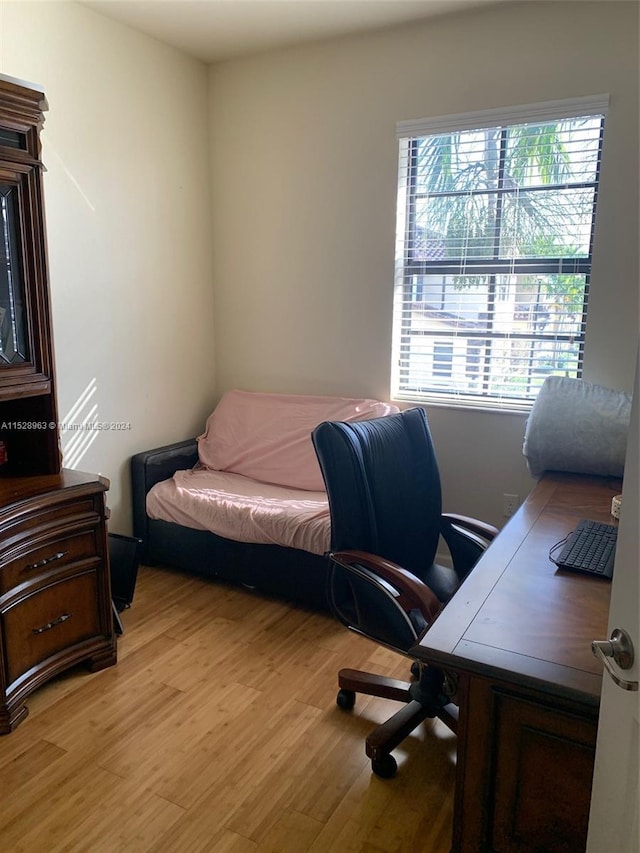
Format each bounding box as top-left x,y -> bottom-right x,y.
592,628 -> 638,692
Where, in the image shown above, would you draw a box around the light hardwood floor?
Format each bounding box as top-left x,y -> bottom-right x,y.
0,565 -> 456,852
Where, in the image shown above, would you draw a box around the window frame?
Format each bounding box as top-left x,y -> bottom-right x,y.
391,95 -> 609,413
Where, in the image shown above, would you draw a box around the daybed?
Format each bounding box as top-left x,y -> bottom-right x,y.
131,390 -> 398,610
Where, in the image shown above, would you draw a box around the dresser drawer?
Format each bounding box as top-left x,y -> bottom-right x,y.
1,570 -> 101,688
0,527 -> 102,595
0,497 -> 100,555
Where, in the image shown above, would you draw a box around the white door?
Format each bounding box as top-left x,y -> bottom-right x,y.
587,351 -> 639,853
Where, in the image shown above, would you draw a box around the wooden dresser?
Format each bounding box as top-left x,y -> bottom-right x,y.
0,471 -> 116,732
0,75 -> 116,731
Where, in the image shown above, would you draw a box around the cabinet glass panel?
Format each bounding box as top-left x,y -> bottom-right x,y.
0,130 -> 26,150
0,184 -> 28,364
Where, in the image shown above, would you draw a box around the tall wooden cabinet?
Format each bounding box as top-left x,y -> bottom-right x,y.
0,75 -> 116,733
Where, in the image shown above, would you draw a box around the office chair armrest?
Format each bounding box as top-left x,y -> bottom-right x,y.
330,549 -> 442,622
441,513 -> 499,543
440,514 -> 499,580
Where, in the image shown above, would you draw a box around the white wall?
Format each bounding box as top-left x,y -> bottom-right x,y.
209,0 -> 639,526
0,2 -> 636,532
3,1 -> 216,532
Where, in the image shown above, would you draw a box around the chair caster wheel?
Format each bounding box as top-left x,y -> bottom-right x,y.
336,689 -> 356,710
410,661 -> 420,679
372,754 -> 398,779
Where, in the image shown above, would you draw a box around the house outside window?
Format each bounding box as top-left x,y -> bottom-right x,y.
432,342 -> 454,379
392,96 -> 608,412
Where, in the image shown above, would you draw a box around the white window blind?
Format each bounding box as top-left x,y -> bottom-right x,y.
392,96 -> 608,412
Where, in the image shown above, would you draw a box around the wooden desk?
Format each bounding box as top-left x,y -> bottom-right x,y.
411,472 -> 621,853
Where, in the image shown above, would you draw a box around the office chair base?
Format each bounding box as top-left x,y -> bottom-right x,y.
337,689 -> 356,710
336,666 -> 456,778
338,668 -> 413,703
367,698 -> 435,752
371,754 -> 398,779
366,700 -> 458,778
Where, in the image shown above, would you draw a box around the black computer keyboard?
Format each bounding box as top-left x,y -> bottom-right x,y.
554,519 -> 618,579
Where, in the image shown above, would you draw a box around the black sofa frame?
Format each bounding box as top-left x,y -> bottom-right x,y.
131,439 -> 330,610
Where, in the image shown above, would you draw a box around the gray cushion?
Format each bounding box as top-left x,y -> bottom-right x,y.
522,377 -> 631,477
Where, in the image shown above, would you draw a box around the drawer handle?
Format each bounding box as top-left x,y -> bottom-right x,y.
26,551 -> 68,571
32,612 -> 72,634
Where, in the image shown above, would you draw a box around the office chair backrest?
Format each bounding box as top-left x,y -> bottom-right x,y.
312,407 -> 442,578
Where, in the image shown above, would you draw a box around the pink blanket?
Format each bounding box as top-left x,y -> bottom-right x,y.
197,389 -> 398,491
147,467 -> 331,555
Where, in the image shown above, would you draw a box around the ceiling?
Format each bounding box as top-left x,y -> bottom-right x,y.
82,0 -> 507,64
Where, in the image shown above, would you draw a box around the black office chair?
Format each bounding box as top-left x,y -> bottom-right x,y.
311,407 -> 498,778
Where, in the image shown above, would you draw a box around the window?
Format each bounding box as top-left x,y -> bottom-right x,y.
392,96 -> 608,412
432,342 -> 454,379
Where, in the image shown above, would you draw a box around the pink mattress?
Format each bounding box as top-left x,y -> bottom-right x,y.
146,467 -> 331,556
